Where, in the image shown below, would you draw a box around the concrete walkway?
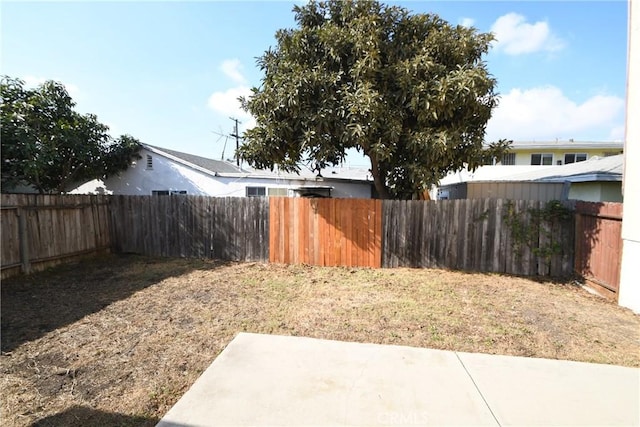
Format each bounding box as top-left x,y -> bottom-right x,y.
157,333 -> 640,426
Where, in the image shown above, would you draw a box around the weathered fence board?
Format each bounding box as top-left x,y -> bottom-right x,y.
1,194 -> 111,278
269,197 -> 382,267
574,201 -> 623,299
109,195 -> 269,262
381,199 -> 574,276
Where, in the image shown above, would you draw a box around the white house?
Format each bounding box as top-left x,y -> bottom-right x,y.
72,144 -> 374,199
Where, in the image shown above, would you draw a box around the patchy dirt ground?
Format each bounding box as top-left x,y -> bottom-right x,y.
2,254 -> 638,426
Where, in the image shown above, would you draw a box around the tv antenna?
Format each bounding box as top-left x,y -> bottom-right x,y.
211,130 -> 230,161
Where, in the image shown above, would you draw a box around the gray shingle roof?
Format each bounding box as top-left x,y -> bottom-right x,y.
143,144 -> 372,182
144,144 -> 243,174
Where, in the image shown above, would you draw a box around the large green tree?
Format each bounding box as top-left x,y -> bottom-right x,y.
1,76 -> 141,194
239,0 -> 510,199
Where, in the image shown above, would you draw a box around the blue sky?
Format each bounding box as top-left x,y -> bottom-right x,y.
1,1 -> 629,167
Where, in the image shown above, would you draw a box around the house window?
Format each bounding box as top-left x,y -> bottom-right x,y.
501,153 -> 516,165
564,153 -> 587,164
146,155 -> 153,169
268,188 -> 288,197
152,190 -> 187,196
531,153 -> 553,165
246,186 -> 266,197
604,151 -> 622,157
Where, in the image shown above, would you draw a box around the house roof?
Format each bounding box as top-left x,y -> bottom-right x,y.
143,144 -> 372,183
144,144 -> 243,174
504,140 -> 624,151
439,155 -> 623,187
504,154 -> 623,183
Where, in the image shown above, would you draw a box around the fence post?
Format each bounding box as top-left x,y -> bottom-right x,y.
17,208 -> 32,274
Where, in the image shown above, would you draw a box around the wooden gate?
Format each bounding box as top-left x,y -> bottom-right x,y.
269,197 -> 382,267
574,201 -> 623,299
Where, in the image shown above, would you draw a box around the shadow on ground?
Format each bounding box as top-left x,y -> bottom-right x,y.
30,405 -> 158,427
1,254 -> 219,353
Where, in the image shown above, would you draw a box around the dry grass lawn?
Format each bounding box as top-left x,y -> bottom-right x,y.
1,254 -> 639,426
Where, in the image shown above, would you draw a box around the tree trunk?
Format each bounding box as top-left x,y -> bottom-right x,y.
368,154 -> 392,199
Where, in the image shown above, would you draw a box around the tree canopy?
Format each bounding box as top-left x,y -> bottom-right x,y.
239,0 -> 510,199
1,76 -> 141,194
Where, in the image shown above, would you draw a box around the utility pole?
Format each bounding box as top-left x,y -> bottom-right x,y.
229,117 -> 241,167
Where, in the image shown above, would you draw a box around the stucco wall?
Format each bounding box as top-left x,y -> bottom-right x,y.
101,148 -> 372,198
568,182 -> 623,203
599,182 -> 624,202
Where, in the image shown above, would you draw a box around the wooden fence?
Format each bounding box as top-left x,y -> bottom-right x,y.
269,197 -> 382,267
3,195 -> 576,279
574,201 -> 623,299
1,194 -> 111,278
109,196 -> 269,262
382,199 -> 574,276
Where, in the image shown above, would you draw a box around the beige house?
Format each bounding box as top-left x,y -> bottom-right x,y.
496,140 -> 623,166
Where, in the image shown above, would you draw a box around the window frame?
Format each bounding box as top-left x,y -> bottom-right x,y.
564,153 -> 588,164
531,153 -> 553,165
501,153 -> 516,165
246,186 -> 266,197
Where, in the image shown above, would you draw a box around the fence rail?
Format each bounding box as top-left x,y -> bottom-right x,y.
1,194 -> 111,278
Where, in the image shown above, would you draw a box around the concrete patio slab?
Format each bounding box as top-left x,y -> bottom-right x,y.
458,351 -> 640,426
157,333 -> 640,427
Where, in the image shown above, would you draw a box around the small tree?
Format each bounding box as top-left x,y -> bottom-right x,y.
1,76 -> 141,193
239,0 -> 510,199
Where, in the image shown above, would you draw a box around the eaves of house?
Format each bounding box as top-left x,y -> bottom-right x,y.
143,144 -> 372,185
506,140 -> 624,151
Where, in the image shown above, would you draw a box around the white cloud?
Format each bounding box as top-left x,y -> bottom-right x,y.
486,85 -> 625,141
220,59 -> 247,85
490,13 -> 564,55
208,59 -> 256,133
608,125 -> 625,141
207,85 -> 255,132
459,17 -> 475,28
22,75 -> 81,99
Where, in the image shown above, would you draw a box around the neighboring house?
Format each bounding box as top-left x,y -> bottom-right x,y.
493,140 -> 623,166
71,144 -> 374,198
437,154 -> 623,203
